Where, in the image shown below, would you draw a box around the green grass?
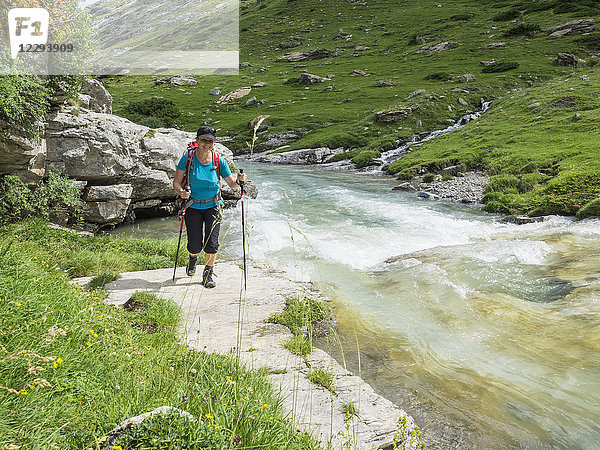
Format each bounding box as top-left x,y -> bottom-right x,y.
0,220 -> 321,449
307,368 -> 335,394
387,71 -> 600,216
99,0 -> 600,216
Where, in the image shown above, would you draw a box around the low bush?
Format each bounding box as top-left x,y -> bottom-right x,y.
493,8 -> 521,21
424,72 -> 452,81
482,61 -> 520,73
422,173 -> 435,183
352,150 -> 381,168
503,23 -> 541,37
0,173 -> 83,226
577,198 -> 600,219
122,97 -> 181,128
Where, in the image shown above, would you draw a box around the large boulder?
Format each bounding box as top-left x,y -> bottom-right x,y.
278,49 -> 331,62
80,78 -> 113,114
415,41 -> 459,54
546,19 -> 595,37
252,147 -> 345,164
43,107 -> 236,222
0,119 -> 46,182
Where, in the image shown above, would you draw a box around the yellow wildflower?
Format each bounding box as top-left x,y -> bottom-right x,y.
112,446 -> 123,450
53,362 -> 58,369
57,358 -> 63,365
86,342 -> 91,347
205,413 -> 213,419
15,302 -> 21,307
18,390 -> 28,395
263,404 -> 270,408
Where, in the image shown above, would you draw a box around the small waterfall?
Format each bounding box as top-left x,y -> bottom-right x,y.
367,99 -> 493,170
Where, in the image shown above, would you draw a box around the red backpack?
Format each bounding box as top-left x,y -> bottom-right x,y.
181,141 -> 221,189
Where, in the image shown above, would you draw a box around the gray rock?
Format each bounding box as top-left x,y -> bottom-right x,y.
418,191 -> 441,200
252,82 -> 267,88
457,73 -> 475,83
209,88 -> 221,95
487,42 -> 506,48
416,40 -> 459,54
458,97 -> 468,106
298,73 -> 329,84
392,182 -> 417,192
0,119 -> 46,181
253,147 -> 345,164
253,130 -> 305,152
84,184 -> 134,201
278,49 -> 331,62
406,89 -> 425,100
80,78 -> 113,114
499,215 -> 544,225
83,199 -> 131,225
350,69 -> 369,76
169,76 -> 198,87
375,107 -> 413,122
546,19 -> 595,37
103,406 -> 196,449
280,40 -> 301,48
245,96 -> 258,106
556,53 -> 577,67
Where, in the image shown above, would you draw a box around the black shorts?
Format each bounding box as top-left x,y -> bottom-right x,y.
184,206 -> 221,254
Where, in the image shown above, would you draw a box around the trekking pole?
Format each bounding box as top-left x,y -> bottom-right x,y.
173,190 -> 191,282
239,169 -> 247,290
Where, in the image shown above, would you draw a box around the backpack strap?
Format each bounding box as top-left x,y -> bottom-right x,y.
182,141 -> 198,189
212,151 -> 221,180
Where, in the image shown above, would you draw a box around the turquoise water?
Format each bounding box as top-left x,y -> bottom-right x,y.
115,163 -> 600,449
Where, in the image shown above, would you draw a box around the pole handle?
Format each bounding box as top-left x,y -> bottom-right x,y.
238,168 -> 245,194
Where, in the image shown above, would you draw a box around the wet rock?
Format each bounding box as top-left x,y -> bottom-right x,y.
418,191 -> 441,200
498,215 -> 544,225
392,182 -> 417,192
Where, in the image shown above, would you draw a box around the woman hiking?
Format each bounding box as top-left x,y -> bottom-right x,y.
173,126 -> 246,288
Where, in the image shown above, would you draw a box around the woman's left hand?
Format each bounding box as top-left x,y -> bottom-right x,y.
237,172 -> 247,184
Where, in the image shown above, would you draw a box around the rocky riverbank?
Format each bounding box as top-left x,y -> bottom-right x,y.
393,171 -> 489,205
102,263 -> 420,449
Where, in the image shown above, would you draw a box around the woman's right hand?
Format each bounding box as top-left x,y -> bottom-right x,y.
180,187 -> 191,199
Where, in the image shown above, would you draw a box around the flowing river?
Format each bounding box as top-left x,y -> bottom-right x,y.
113,163 -> 600,449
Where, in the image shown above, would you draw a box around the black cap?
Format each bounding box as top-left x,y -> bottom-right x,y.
197,126 -> 216,140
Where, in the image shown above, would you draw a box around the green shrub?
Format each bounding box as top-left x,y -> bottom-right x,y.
0,76 -> 50,137
352,150 -> 381,168
284,336 -> 312,356
268,296 -> 328,336
577,198 -> 600,219
503,23 -> 541,37
88,270 -> 121,290
0,173 -> 83,226
575,34 -> 600,51
442,174 -> 453,181
493,8 -> 521,21
122,97 -> 181,127
397,171 -> 415,181
422,173 -> 435,183
307,368 -> 335,393
424,72 -> 452,81
482,61 -> 520,73
485,174 -> 520,193
117,411 -> 228,449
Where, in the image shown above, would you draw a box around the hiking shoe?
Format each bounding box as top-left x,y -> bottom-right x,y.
186,255 -> 198,276
202,266 -> 216,288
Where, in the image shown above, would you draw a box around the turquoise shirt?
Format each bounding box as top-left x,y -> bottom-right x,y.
177,151 -> 232,209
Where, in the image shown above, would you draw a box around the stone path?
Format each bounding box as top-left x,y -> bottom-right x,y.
105,262 -> 417,449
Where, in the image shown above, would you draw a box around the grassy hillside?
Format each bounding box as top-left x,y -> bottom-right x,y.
102,0 -> 600,216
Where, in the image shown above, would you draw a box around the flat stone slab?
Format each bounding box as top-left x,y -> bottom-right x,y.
105,263 -> 417,449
